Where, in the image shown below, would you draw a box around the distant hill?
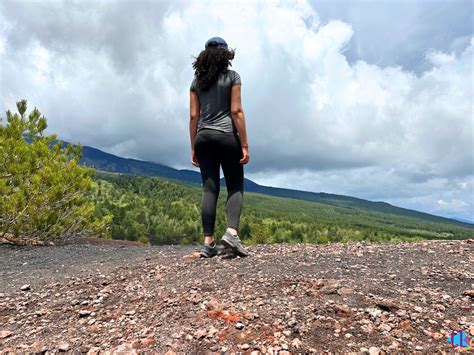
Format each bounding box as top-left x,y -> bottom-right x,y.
452,217 -> 474,225
28,137 -> 474,229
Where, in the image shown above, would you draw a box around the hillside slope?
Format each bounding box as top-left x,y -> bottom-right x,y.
43,138 -> 472,228
1,238 -> 473,353
91,171 -> 474,241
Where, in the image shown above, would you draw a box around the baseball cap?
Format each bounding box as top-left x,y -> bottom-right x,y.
205,37 -> 228,49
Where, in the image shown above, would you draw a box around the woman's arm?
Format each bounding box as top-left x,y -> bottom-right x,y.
189,91 -> 200,150
230,85 -> 249,146
230,84 -> 250,164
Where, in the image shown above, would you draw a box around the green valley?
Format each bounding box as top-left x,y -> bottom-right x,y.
88,170 -> 474,245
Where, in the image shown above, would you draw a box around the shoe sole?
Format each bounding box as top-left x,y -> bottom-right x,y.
221,235 -> 249,257
200,253 -> 217,258
200,250 -> 218,258
200,247 -> 218,258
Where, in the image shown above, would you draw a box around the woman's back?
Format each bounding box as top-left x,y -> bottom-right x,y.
190,68 -> 241,134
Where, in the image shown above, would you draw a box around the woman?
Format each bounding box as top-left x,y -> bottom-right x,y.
189,37 -> 250,258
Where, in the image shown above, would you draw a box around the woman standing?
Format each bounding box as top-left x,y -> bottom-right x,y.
189,37 -> 250,258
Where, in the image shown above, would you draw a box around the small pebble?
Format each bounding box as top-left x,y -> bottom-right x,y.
58,342 -> 70,351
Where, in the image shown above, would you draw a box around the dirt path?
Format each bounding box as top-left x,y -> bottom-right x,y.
1,238 -> 473,353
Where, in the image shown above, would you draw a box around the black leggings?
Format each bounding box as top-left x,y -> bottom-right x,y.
194,128 -> 244,236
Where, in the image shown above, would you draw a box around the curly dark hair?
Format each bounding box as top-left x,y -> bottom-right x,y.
192,47 -> 236,91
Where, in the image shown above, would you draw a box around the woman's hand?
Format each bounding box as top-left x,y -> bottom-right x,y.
191,150 -> 200,167
240,147 -> 250,165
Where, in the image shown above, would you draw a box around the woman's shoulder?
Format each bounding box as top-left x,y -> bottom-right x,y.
227,68 -> 240,75
222,68 -> 241,83
222,67 -> 239,75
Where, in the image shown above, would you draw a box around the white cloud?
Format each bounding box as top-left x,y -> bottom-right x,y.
437,199 -> 468,208
0,0 -> 472,220
425,50 -> 456,66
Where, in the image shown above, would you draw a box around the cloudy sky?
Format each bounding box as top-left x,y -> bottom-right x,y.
1,0 -> 473,222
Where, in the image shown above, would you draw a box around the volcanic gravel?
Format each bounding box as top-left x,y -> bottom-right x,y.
0,237 -> 473,354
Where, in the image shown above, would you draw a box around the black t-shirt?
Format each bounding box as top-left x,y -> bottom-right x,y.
190,68 -> 241,133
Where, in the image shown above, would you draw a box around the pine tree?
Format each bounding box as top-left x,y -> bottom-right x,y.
0,99 -> 112,243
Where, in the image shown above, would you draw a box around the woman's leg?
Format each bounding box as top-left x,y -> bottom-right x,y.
219,134 -> 244,235
194,133 -> 220,243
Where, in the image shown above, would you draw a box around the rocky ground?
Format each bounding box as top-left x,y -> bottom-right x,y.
0,237 -> 473,354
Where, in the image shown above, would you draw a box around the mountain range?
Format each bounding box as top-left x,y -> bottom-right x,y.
65,140 -> 473,228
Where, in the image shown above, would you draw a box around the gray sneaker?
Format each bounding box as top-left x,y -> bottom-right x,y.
220,230 -> 249,257
199,242 -> 219,258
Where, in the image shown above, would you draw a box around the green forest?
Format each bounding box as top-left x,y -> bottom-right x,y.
88,170 -> 473,246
